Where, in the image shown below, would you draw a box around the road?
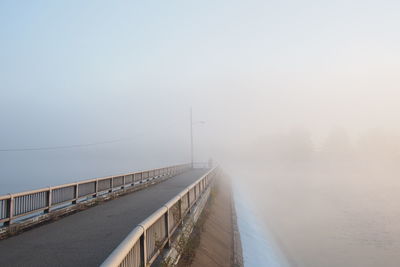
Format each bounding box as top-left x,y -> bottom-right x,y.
0,168 -> 208,267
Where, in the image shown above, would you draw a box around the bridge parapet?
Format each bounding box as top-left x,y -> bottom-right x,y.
101,166 -> 218,267
0,163 -> 191,227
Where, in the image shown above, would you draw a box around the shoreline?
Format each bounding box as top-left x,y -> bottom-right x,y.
232,177 -> 292,267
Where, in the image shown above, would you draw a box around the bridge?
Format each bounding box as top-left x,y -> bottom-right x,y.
0,163 -> 217,267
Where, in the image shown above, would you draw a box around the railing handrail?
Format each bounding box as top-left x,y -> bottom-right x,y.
101,166 -> 217,267
0,163 -> 192,225
101,226 -> 144,266
0,163 -> 189,197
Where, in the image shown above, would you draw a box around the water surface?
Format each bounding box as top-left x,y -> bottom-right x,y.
229,163 -> 400,267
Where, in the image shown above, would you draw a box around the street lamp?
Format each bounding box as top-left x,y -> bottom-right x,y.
190,108 -> 205,168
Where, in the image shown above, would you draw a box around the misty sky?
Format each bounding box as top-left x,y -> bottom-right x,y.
2,3 -> 400,266
1,0 -> 400,163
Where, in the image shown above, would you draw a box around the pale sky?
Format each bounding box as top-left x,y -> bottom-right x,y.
0,1 -> 400,189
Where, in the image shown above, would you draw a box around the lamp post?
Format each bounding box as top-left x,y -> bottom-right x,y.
190,108 -> 205,168
190,108 -> 193,168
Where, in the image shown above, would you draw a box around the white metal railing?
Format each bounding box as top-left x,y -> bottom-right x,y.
192,161 -> 210,169
0,163 -> 191,226
101,166 -> 217,267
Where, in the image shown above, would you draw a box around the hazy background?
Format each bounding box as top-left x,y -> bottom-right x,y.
1,1 -> 400,266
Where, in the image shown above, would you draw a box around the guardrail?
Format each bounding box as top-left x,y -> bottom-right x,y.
192,161 -> 211,169
101,166 -> 217,267
0,163 -> 191,226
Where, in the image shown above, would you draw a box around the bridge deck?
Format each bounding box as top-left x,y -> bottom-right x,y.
0,168 -> 208,267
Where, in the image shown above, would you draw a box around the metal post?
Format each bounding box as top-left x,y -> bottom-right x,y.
6,194 -> 13,226
45,187 -> 52,213
73,184 -> 78,204
190,107 -> 193,169
165,210 -> 171,248
142,230 -> 147,267
179,199 -> 182,224
180,196 -> 184,226
188,191 -> 191,214
94,179 -> 98,197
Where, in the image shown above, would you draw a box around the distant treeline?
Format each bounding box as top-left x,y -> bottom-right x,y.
241,128 -> 400,169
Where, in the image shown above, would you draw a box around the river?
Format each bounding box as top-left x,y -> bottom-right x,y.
228,163 -> 400,267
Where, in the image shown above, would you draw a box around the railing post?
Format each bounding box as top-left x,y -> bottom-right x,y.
5,194 -> 13,226
109,178 -> 113,193
94,179 -> 98,197
179,198 -> 183,227
141,228 -> 147,267
45,187 -> 52,214
165,209 -> 171,248
73,184 -> 78,204
188,191 -> 191,214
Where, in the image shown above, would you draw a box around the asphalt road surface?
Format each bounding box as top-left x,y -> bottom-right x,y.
0,168 -> 208,267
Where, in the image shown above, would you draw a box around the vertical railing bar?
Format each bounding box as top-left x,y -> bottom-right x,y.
142,230 -> 147,267
165,207 -> 170,248
21,197 -> 27,215
73,184 -> 78,204
17,196 -> 20,216
46,187 -> 52,213
8,194 -> 14,224
15,196 -> 18,217
95,179 -> 99,197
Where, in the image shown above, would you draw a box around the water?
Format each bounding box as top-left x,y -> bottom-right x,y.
229,163 -> 400,267
0,145 -> 186,194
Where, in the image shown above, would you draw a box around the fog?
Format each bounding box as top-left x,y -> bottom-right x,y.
1,1 -> 400,266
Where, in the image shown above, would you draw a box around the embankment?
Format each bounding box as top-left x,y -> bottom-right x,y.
177,174 -> 243,267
